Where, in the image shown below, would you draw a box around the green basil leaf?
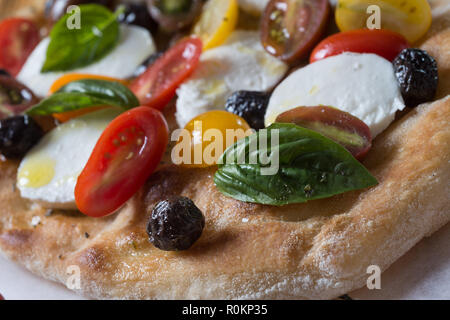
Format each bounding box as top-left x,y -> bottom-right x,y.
214,123 -> 378,205
26,79 -> 138,115
41,4 -> 121,73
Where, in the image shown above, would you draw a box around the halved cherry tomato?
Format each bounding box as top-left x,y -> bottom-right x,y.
276,106 -> 372,160
0,293 -> 4,300
0,18 -> 40,76
310,29 -> 409,63
0,75 -> 39,119
192,0 -> 239,50
176,110 -> 252,168
49,73 -> 128,94
129,37 -> 202,110
75,107 -> 169,217
335,0 -> 432,44
261,0 -> 330,64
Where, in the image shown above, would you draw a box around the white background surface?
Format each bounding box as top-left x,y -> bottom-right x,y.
1,223 -> 448,300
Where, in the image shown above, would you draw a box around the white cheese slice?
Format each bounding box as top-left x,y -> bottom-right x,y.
17,25 -> 156,97
175,30 -> 288,128
17,108 -> 122,209
265,53 -> 405,137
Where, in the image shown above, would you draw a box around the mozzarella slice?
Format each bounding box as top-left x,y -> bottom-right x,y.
17,25 -> 156,97
266,53 -> 405,137
17,108 -> 121,209
238,0 -> 270,15
176,30 -> 288,128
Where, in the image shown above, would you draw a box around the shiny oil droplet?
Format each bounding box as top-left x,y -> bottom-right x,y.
18,156 -> 56,188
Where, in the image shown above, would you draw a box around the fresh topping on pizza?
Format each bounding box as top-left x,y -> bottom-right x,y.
0,115 -> 43,159
261,0 -> 330,64
0,75 -> 39,119
174,110 -> 251,168
214,123 -> 378,205
148,0 -> 203,33
130,37 -> 202,110
176,31 -> 288,128
0,18 -> 40,77
265,53 -> 405,137
116,1 -> 157,32
275,106 -> 372,160
393,48 -> 439,107
75,107 -> 168,217
147,196 -> 205,251
310,29 -> 410,63
192,0 -> 239,50
17,108 -> 121,208
225,91 -> 271,130
335,0 -> 432,43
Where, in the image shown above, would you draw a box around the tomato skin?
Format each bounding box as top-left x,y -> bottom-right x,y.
276,106 -> 372,160
0,18 -> 40,76
129,37 -> 202,110
310,29 -> 410,63
261,0 -> 330,64
75,107 -> 169,217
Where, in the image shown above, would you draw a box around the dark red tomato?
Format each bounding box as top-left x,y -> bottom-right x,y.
75,107 -> 169,217
129,37 -> 202,110
0,293 -> 4,300
0,75 -> 39,119
276,106 -> 372,160
310,29 -> 410,63
261,0 -> 330,64
0,18 -> 40,76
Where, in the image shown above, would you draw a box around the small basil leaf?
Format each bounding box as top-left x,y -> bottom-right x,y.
26,79 -> 138,115
214,123 -> 378,205
57,79 -> 139,108
41,4 -> 121,73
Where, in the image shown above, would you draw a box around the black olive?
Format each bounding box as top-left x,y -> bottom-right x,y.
148,0 -> 203,33
147,196 -> 205,251
116,2 -> 157,32
225,91 -> 271,130
393,48 -> 439,107
0,75 -> 39,119
0,115 -> 44,159
0,69 -> 11,77
133,52 -> 164,78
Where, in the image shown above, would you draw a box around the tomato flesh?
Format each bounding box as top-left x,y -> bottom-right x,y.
75,107 -> 169,217
310,29 -> 410,63
129,37 -> 202,110
0,18 -> 40,76
261,0 -> 330,64
276,106 -> 372,160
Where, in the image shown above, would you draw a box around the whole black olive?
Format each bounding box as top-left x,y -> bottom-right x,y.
147,196 -> 205,251
0,115 -> 44,159
225,91 -> 271,130
393,48 -> 439,107
147,0 -> 203,32
0,75 -> 39,119
116,2 -> 157,32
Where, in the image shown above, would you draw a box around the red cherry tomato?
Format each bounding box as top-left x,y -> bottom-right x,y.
75,107 -> 169,217
310,29 -> 410,63
129,37 -> 202,110
0,18 -> 40,76
0,293 -> 4,300
275,106 -> 372,160
261,0 -> 330,64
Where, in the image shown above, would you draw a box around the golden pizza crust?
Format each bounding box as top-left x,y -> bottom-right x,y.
0,1 -> 449,299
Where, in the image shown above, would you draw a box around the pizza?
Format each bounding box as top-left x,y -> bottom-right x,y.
0,0 -> 448,300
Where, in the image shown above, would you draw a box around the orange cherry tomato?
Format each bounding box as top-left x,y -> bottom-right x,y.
0,18 -> 40,76
129,37 -> 202,110
49,73 -> 128,94
261,0 -> 330,64
276,106 -> 372,160
310,29 -> 410,63
75,107 -> 169,217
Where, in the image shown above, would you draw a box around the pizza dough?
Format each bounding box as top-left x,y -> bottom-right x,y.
0,1 -> 448,299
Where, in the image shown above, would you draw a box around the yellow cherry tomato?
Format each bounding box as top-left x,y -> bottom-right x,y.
192,0 -> 239,50
175,110 -> 252,168
335,0 -> 432,43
